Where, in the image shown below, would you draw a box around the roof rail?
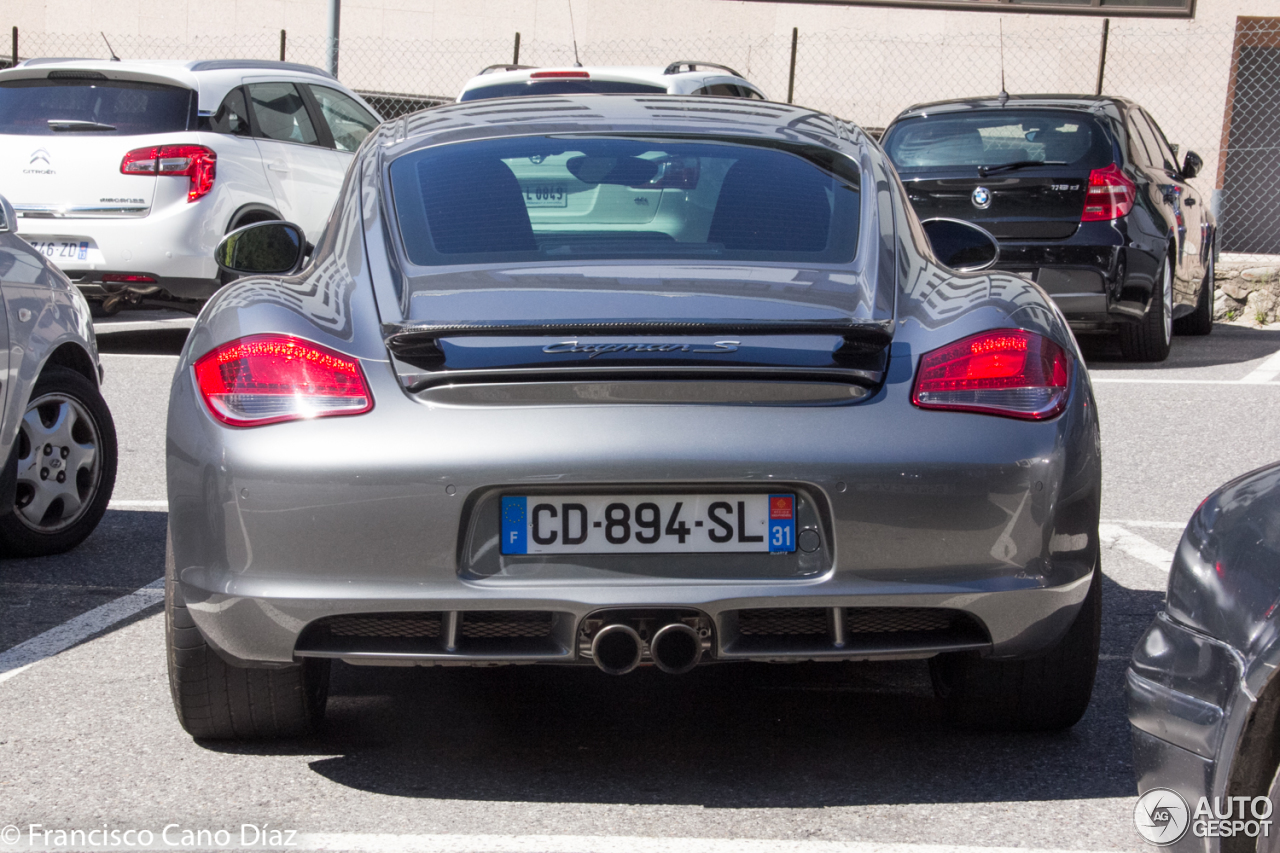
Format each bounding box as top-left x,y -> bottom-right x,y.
478,64 -> 538,75
663,60 -> 746,78
187,59 -> 334,78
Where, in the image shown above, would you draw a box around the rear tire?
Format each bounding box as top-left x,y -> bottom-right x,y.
930,562 -> 1101,731
1120,255 -> 1173,362
1174,248 -> 1214,337
165,527 -> 329,740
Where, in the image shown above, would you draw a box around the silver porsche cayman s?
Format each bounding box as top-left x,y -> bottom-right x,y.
165,95 -> 1102,740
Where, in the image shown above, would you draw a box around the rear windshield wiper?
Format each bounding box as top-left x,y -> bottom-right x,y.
978,160 -> 1066,177
47,119 -> 117,132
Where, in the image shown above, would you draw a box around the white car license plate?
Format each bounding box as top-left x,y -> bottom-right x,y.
523,183 -> 568,208
25,238 -> 91,261
501,493 -> 796,555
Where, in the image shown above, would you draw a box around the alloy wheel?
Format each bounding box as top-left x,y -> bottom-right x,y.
13,393 -> 103,533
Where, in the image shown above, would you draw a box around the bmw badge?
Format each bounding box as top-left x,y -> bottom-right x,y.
971,186 -> 992,210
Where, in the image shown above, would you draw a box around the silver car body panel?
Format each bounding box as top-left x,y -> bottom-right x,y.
0,195 -> 104,495
166,97 -> 1101,672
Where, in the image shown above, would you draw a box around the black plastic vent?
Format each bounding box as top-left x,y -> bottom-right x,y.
461,611 -> 554,639
326,613 -> 441,638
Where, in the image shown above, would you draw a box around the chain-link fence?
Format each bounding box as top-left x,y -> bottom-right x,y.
8,18 -> 1280,254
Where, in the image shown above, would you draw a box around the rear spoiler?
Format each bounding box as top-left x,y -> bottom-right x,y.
383,319 -> 893,363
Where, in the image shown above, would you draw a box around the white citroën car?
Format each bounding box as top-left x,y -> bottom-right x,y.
0,58 -> 381,312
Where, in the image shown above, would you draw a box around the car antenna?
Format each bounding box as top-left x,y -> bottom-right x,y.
997,20 -> 1009,104
567,0 -> 582,67
101,32 -> 121,62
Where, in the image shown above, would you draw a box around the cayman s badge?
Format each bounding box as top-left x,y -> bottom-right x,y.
543,340 -> 740,359
971,186 -> 992,210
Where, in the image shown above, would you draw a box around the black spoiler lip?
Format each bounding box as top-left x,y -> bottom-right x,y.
382,319 -> 895,358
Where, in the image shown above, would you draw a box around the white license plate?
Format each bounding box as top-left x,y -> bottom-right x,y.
501,493 -> 796,555
523,183 -> 568,208
25,238 -> 90,261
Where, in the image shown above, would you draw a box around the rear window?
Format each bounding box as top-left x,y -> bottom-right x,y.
460,81 -> 666,101
388,135 -> 861,267
0,78 -> 193,136
883,111 -> 1112,172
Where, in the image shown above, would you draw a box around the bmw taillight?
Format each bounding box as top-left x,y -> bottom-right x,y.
193,335 -> 372,427
911,329 -> 1071,420
530,70 -> 590,79
121,144 -> 217,202
1081,163 -> 1136,222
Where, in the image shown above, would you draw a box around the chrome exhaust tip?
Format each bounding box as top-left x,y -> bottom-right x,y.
649,622 -> 702,675
590,624 -> 643,675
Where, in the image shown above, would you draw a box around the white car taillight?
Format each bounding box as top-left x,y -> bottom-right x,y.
194,335 -> 373,427
121,145 -> 217,202
911,329 -> 1072,421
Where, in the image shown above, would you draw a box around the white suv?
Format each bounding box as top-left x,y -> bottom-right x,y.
457,61 -> 767,102
0,59 -> 381,311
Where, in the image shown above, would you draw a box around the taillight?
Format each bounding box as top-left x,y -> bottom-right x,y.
121,144 -> 217,202
1081,163 -> 1135,222
911,329 -> 1071,421
530,70 -> 590,79
193,335 -> 372,427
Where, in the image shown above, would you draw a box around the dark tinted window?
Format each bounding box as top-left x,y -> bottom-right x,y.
307,85 -> 379,152
208,87 -> 251,135
694,84 -> 742,97
883,111 -> 1112,171
1139,109 -> 1179,172
459,80 -> 665,101
389,136 -> 860,267
0,78 -> 192,136
247,82 -> 319,145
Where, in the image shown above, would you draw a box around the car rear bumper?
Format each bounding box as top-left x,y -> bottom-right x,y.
995,229 -> 1154,332
167,354 -> 1102,669
17,188 -> 224,301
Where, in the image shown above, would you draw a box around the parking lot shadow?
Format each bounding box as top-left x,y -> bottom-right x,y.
95,327 -> 190,356
1079,323 -> 1280,370
196,574 -> 1161,808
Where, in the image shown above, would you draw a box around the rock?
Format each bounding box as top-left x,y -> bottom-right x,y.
1245,289 -> 1279,324
1240,266 -> 1280,283
1220,281 -> 1252,301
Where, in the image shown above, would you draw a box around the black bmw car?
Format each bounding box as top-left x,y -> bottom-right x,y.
881,95 -> 1215,362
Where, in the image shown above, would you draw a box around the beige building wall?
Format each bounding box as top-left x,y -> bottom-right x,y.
6,0 -> 1279,205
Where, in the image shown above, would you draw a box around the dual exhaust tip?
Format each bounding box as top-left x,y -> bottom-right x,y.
590,622 -> 702,676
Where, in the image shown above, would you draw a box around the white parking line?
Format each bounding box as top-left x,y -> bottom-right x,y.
290,834 -> 1110,853
1099,523 -> 1175,572
98,352 -> 180,359
108,499 -> 169,510
1240,348 -> 1280,384
0,578 -> 164,684
1099,519 -> 1186,529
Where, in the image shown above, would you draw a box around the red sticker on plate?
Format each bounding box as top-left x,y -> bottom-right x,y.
769,496 -> 793,520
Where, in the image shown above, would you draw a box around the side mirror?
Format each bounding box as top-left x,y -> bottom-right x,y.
921,218 -> 999,272
0,194 -> 16,233
215,221 -> 306,277
1181,150 -> 1203,180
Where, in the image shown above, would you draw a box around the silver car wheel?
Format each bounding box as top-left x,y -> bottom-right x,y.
1162,259 -> 1173,345
14,392 -> 102,533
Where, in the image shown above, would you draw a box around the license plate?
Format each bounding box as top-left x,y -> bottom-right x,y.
25,239 -> 90,261
523,183 -> 568,208
501,493 -> 796,555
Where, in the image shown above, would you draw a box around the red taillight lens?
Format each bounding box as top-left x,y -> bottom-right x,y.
1081,163 -> 1135,222
121,144 -> 217,202
193,335 -> 372,427
102,273 -> 156,283
529,70 -> 590,79
911,329 -> 1072,420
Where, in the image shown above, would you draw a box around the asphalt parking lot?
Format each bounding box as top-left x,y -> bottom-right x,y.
3,314 -> 1280,853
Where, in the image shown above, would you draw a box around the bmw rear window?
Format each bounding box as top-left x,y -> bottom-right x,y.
882,111 -> 1112,172
388,135 -> 861,266
0,78 -> 193,136
460,81 -> 666,101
